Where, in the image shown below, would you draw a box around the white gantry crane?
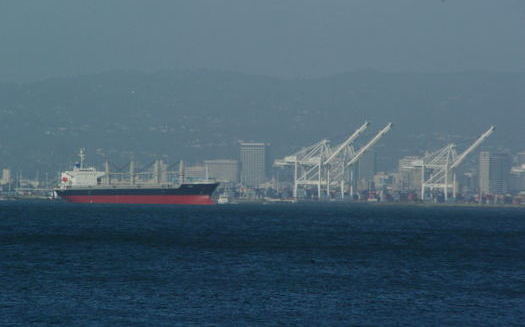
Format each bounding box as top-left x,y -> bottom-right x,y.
325,123 -> 393,198
274,121 -> 392,200
273,138 -> 332,198
419,126 -> 495,201
322,121 -> 370,198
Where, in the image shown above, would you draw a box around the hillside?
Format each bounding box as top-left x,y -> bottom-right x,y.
0,70 -> 524,174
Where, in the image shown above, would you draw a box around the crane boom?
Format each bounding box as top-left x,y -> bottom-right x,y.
450,126 -> 495,169
323,121 -> 370,165
345,123 -> 393,168
274,139 -> 328,167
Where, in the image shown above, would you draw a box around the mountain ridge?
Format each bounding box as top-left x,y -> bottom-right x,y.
0,70 -> 523,174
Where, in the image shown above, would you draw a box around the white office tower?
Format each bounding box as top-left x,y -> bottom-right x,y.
1,168 -> 11,185
479,151 -> 511,195
240,143 -> 267,187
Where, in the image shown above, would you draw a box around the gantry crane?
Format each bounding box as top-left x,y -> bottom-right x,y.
419,126 -> 495,201
326,123 -> 393,198
274,122 -> 392,200
273,139 -> 331,198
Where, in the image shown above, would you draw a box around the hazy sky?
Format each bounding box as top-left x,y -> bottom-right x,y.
1,0 -> 525,81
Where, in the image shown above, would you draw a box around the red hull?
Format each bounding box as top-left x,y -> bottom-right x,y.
61,194 -> 215,205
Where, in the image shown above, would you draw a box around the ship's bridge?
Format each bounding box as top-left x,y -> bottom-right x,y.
60,167 -> 106,188
59,149 -> 106,188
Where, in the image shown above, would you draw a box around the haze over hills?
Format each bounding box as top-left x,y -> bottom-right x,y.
0,70 -> 524,175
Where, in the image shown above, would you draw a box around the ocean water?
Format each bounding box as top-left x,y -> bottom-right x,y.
1,201 -> 524,326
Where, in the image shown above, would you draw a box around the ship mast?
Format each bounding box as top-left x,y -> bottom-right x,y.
79,148 -> 86,169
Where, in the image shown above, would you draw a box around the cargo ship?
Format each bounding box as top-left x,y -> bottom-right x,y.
55,150 -> 219,205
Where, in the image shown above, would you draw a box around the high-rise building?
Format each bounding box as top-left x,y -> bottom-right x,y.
204,160 -> 239,183
517,151 -> 525,166
479,152 -> 490,194
479,151 -> 511,195
397,156 -> 422,191
240,143 -> 267,187
1,168 -> 11,185
509,152 -> 525,193
509,166 -> 525,193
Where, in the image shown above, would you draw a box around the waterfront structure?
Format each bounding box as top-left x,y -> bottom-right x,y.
480,152 -> 502,194
479,151 -> 511,195
517,152 -> 525,166
274,122 -> 392,199
510,165 -> 525,192
204,159 -> 239,183
1,168 -> 11,185
397,156 -> 422,191
240,143 -> 267,187
418,126 -> 494,201
373,172 -> 396,191
460,171 -> 479,195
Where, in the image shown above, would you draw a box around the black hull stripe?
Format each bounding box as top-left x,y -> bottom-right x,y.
56,183 -> 219,196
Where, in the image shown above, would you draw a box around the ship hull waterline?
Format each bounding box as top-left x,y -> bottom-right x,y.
55,183 -> 219,205
59,194 -> 215,205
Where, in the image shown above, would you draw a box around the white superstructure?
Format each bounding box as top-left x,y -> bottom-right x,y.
59,149 -> 105,189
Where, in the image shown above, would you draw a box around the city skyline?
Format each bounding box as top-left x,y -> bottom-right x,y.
3,126 -> 525,204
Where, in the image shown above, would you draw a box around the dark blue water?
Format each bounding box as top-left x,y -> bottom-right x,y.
1,202 -> 525,326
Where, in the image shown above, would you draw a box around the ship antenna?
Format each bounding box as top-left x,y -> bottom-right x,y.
79,148 -> 86,169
